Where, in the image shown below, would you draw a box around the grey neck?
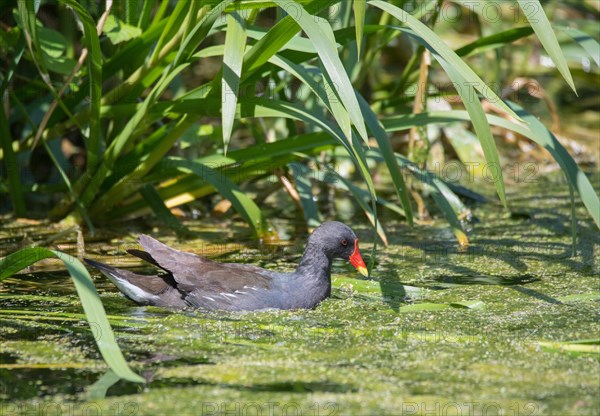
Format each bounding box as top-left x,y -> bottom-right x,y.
295,242 -> 332,279
288,242 -> 332,307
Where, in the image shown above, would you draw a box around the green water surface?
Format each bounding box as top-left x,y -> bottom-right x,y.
1,174 -> 598,416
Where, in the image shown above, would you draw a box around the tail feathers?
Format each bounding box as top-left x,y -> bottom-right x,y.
126,249 -> 161,268
138,234 -> 176,254
84,258 -> 172,305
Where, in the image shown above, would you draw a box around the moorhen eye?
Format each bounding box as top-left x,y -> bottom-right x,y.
341,239 -> 348,247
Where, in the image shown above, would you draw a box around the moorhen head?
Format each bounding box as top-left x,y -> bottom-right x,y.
85,221 -> 368,311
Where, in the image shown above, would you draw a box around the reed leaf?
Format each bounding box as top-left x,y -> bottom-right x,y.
0,248 -> 144,383
517,0 -> 577,93
222,12 -> 247,154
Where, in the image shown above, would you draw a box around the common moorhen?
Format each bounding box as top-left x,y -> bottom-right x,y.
85,221 -> 368,311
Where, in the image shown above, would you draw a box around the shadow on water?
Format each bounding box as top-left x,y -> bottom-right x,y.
375,187 -> 599,307
0,368 -> 104,401
510,286 -> 564,305
429,273 -> 540,287
378,275 -> 406,312
9,366 -> 357,402
0,354 -> 216,401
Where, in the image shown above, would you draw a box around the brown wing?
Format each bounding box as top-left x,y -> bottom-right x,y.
182,263 -> 282,311
136,234 -> 274,293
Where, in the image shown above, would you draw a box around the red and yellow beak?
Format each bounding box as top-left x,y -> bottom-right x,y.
349,238 -> 369,277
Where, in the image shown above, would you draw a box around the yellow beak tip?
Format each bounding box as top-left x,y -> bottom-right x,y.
356,266 -> 369,277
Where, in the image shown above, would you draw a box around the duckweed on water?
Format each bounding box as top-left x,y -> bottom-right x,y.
1,175 -> 599,415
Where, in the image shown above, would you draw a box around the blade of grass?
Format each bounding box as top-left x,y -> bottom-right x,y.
369,0 -> 521,121
161,157 -> 271,238
173,0 -> 236,66
140,184 -> 192,237
557,26 -> 600,66
59,0 -> 104,177
86,370 -> 122,400
382,109 -> 600,228
354,0 -> 366,57
333,276 -> 428,299
0,248 -> 144,383
0,105 -> 25,216
138,0 -> 155,29
378,26 -> 508,208
222,12 -> 247,155
454,27 -> 534,57
330,171 -> 388,245
517,0 -> 577,93
242,0 -> 339,76
290,162 -> 322,229
271,0 -> 369,144
356,94 -> 413,225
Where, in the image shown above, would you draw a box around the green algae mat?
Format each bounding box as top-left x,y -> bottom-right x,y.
1,176 -> 598,415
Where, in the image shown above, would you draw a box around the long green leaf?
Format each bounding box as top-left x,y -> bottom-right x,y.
517,0 -> 577,93
369,0 -> 521,121
222,12 -> 247,155
557,26 -> 600,66
454,26 -> 534,57
0,106 -> 25,216
86,370 -> 122,400
438,54 -> 507,208
353,0 -> 366,57
329,172 -> 388,245
0,248 -> 144,383
383,110 -> 600,228
140,184 -> 192,236
505,101 -> 599,229
356,94 -> 413,225
59,0 -> 103,174
161,157 -> 270,238
173,0 -> 236,66
242,0 -> 338,76
290,162 -> 322,229
271,0 -> 369,143
150,0 -> 189,64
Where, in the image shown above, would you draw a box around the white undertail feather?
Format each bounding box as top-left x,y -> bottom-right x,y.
104,271 -> 160,304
